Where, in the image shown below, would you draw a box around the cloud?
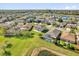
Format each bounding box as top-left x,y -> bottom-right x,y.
64,5 -> 78,9
65,6 -> 70,9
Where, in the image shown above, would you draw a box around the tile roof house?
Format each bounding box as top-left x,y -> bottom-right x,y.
0,21 -> 15,30
4,28 -> 18,37
0,17 -> 8,23
59,22 -> 67,28
77,21 -> 79,26
2,21 -> 15,29
60,32 -> 76,44
15,23 -> 33,31
20,23 -> 33,31
6,27 -> 21,35
14,19 -> 25,23
34,24 -> 48,32
51,16 -> 57,20
0,15 -> 2,19
5,21 -> 15,26
66,23 -> 77,28
75,16 -> 79,20
48,19 -> 56,24
7,16 -> 14,21
76,32 -> 79,45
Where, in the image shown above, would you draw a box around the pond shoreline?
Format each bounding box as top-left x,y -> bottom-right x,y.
31,47 -> 66,56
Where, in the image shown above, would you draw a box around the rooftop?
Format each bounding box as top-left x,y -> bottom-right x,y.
60,32 -> 76,43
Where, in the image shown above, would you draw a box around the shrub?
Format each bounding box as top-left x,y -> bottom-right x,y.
42,29 -> 49,33
3,50 -> 11,56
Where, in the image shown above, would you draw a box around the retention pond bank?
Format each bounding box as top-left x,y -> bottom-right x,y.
31,47 -> 66,56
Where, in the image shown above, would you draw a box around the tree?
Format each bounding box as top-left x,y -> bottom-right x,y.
56,40 -> 60,46
53,39 -> 58,45
67,44 -> 75,50
6,43 -> 12,48
58,18 -> 63,22
52,22 -> 56,26
4,41 -> 12,48
3,50 -> 11,56
0,27 -> 6,35
1,41 -> 12,56
42,29 -> 49,33
70,29 -> 75,34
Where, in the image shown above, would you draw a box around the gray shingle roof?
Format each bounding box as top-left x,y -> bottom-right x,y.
49,29 -> 61,38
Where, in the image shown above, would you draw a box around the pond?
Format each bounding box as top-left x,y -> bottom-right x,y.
38,50 -> 57,56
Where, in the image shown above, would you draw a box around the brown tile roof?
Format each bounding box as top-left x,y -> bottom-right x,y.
60,32 -> 76,43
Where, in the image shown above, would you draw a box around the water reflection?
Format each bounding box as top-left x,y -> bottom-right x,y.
38,50 -> 57,56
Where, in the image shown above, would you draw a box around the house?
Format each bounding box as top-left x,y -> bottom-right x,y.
59,22 -> 67,28
77,21 -> 79,26
43,29 -> 61,39
5,21 -> 15,26
70,21 -> 77,24
49,29 -> 61,39
4,32 -> 16,37
75,16 -> 79,20
14,19 -> 25,23
48,19 -> 56,25
76,32 -> 79,45
34,24 -> 48,32
42,29 -> 61,43
60,32 -> 76,44
51,15 -> 57,20
14,23 -> 33,31
34,19 -> 51,25
0,23 -> 13,30
61,16 -> 69,20
66,23 -> 77,28
20,23 -> 33,31
7,15 -> 14,21
2,21 -> 15,29
26,18 -> 34,23
6,27 -> 21,36
42,34 -> 53,42
34,19 -> 43,23
43,19 -> 51,24
0,17 -> 8,23
14,23 -> 24,30
65,28 -> 71,32
44,19 -> 56,25
0,15 -> 2,19
33,18 -> 55,25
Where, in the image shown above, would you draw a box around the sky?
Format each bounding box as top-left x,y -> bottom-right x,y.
0,3 -> 79,9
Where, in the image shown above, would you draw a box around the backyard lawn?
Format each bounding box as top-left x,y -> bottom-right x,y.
0,30 -> 79,56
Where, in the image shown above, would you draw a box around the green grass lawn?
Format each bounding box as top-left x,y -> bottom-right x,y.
0,30 -> 79,56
